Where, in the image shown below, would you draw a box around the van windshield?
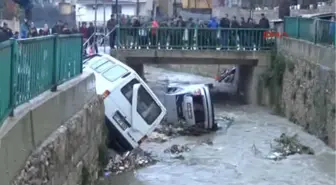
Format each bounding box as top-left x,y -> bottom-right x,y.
103,65 -> 128,82
121,79 -> 162,125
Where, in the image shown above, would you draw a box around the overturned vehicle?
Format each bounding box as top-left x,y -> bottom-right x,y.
83,54 -> 167,155
164,83 -> 217,130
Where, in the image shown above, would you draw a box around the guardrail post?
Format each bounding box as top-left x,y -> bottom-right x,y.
117,24 -> 120,49
297,17 -> 300,39
314,20 -> 317,44
9,38 -> 17,117
51,34 -> 59,92
80,35 -> 83,74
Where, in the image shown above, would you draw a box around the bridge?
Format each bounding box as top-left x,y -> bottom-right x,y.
0,16 -> 335,185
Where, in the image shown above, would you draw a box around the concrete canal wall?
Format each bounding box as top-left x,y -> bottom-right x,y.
274,37 -> 335,149
0,72 -> 106,185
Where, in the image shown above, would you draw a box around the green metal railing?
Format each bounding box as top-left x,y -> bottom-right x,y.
115,27 -> 272,50
284,16 -> 336,46
0,40 -> 15,126
0,34 -> 83,125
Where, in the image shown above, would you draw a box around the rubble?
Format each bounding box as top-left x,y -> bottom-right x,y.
104,148 -> 157,175
147,132 -> 170,143
155,120 -> 214,137
267,133 -> 314,161
164,144 -> 191,154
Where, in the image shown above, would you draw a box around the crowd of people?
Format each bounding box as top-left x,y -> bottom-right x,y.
1,13 -> 271,51
101,13 -> 271,50
0,19 -> 79,43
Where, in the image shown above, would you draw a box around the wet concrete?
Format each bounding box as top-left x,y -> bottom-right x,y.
101,66 -> 335,185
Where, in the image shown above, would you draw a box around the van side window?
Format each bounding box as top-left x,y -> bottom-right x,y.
90,59 -> 108,69
95,61 -> 115,73
121,79 -> 162,125
103,65 -> 128,82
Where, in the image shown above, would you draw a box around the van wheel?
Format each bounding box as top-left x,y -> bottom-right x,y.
113,141 -> 128,155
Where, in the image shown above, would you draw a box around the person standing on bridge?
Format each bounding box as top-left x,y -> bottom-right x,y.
257,13 -> 270,49
107,14 -> 117,49
220,14 -> 230,50
329,17 -> 335,46
207,17 -> 219,49
230,16 -> 240,49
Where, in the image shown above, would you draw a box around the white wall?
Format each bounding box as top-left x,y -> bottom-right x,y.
76,3 -> 146,24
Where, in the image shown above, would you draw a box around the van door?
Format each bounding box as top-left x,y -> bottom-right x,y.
164,94 -> 179,124
202,86 -> 214,129
182,95 -> 196,126
120,77 -> 166,139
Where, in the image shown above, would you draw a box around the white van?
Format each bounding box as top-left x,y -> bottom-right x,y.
212,67 -> 240,95
164,84 -> 216,130
83,54 -> 167,154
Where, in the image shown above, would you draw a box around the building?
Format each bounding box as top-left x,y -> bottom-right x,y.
76,0 -> 152,24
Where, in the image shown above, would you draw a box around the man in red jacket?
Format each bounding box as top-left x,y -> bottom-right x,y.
79,22 -> 88,54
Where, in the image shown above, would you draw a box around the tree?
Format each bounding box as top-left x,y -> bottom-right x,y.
279,0 -> 290,19
12,0 -> 32,20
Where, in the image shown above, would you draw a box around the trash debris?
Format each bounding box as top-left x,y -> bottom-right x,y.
201,138 -> 213,145
155,120 -> 214,137
147,132 -> 170,143
266,133 -> 314,161
164,144 -> 191,154
104,148 -> 157,175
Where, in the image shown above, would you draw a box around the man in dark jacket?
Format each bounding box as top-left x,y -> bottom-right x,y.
107,14 -> 116,49
52,20 -> 63,34
87,22 -> 98,53
230,16 -> 239,48
220,14 -> 230,49
2,22 -> 13,38
187,18 -> 196,49
257,13 -> 270,49
239,17 -> 247,48
61,23 -> 72,34
0,28 -> 8,42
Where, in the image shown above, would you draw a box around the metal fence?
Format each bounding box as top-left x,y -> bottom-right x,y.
0,34 -> 83,125
284,16 -> 336,46
115,27 -> 272,50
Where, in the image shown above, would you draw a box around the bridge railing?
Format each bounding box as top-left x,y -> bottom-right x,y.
284,16 -> 336,46
115,27 -> 272,50
0,34 -> 83,125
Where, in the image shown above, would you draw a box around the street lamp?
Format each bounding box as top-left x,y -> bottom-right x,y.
136,0 -> 139,16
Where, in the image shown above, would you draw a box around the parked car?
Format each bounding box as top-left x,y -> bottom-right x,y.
83,54 -> 167,155
164,83 -> 217,130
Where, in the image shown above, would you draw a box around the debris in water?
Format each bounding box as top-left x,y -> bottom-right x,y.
201,138 -> 214,145
105,148 -> 157,175
164,144 -> 191,154
147,132 -> 169,143
155,122 -> 212,137
267,133 -> 314,161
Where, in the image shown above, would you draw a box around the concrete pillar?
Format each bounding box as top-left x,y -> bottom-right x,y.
246,66 -> 267,105
128,64 -> 145,80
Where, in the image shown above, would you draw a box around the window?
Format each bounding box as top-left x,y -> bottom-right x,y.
103,65 -> 128,82
89,57 -> 112,69
95,61 -> 115,73
121,79 -> 162,125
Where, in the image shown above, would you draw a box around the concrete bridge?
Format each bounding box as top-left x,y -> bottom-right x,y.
112,48 -> 271,105
0,19 -> 335,185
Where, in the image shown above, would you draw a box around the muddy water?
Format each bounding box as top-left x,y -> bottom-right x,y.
102,66 -> 335,185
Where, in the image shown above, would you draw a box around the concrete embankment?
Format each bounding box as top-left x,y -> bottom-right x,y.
270,37 -> 335,149
0,72 -> 107,185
